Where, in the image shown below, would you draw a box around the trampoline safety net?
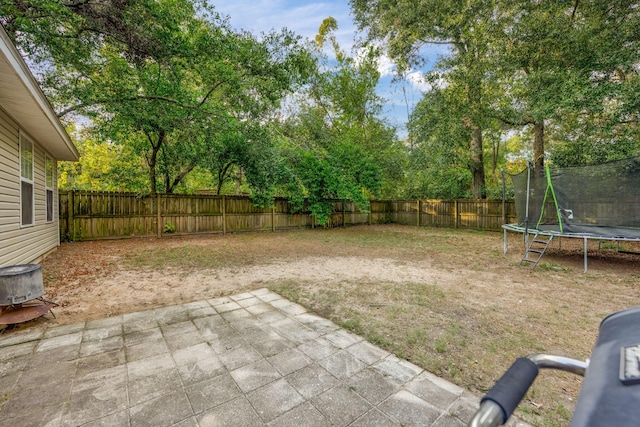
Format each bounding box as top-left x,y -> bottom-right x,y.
511,157 -> 640,239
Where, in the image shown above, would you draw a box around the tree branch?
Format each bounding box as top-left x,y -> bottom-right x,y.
426,40 -> 456,45
57,94 -> 228,118
57,103 -> 90,118
217,162 -> 235,194
571,0 -> 580,21
488,113 -> 534,127
168,163 -> 196,193
199,80 -> 226,107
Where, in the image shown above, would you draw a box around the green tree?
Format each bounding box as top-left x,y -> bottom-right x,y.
2,0 -> 311,197
350,0 -> 493,199
406,86 -> 472,199
58,129 -> 147,192
280,18 -> 402,224
199,120 -> 293,206
484,1 -> 640,167
281,107 -> 386,224
352,0 -> 640,190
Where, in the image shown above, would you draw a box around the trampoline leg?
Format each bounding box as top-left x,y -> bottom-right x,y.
504,229 -> 508,254
584,238 -> 588,273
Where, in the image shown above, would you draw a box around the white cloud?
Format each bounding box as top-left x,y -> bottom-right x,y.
375,65 -> 439,94
375,53 -> 396,77
405,70 -> 433,92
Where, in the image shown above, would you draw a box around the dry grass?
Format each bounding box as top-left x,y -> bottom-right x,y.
267,228 -> 640,426
37,224 -> 640,426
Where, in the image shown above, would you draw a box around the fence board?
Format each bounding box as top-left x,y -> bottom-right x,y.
58,191 -> 517,241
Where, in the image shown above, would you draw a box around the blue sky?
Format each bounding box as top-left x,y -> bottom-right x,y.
211,0 -> 447,138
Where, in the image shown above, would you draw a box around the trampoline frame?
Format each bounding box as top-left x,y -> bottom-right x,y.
502,223 -> 640,272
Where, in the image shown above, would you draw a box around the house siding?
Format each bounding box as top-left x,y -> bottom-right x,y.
0,106 -> 60,267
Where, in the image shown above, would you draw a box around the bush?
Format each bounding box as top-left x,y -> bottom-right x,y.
163,221 -> 176,233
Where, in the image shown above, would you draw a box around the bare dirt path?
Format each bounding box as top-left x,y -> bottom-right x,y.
36,226 -> 455,324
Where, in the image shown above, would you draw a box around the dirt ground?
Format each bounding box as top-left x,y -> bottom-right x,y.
33,224 -> 640,327
6,224 -> 640,425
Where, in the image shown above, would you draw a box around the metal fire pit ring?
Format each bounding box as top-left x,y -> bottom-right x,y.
0,264 -> 45,306
0,264 -> 57,325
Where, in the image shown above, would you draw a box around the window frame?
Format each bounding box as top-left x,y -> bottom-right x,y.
45,154 -> 55,223
19,132 -> 35,227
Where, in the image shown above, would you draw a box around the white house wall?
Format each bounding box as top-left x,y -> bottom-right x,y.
0,106 -> 60,267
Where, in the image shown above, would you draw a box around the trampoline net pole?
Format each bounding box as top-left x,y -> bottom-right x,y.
504,228 -> 508,254
524,162 -> 531,247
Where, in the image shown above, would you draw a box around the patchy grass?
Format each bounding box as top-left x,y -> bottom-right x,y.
270,277 -> 589,426
122,243 -> 253,270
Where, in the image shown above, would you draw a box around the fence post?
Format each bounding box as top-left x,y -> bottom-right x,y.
222,195 -> 226,234
454,199 -> 459,229
342,200 -> 346,227
68,191 -> 75,241
157,193 -> 162,238
272,205 -> 276,232
417,200 -> 421,227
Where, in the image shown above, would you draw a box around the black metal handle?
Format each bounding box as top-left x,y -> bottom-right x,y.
480,357 -> 539,423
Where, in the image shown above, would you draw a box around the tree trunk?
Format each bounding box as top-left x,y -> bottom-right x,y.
217,163 -> 233,195
216,177 -> 223,195
167,163 -> 196,193
470,126 -> 486,199
533,120 -> 545,168
148,160 -> 157,196
164,174 -> 171,194
145,129 -> 165,196
492,140 -> 499,174
464,66 -> 486,200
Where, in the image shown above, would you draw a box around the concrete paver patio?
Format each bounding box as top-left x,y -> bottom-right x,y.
0,289 -> 529,426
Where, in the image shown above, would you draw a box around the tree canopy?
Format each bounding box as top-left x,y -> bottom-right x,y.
2,0 -> 312,196
3,0 -> 640,205
351,0 -> 640,197
279,17 -> 404,223
2,1 -> 403,224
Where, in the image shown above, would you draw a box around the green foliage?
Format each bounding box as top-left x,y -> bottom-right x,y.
406,87 -> 467,198
7,0 -> 640,202
2,0 -> 312,199
277,18 -> 401,224
199,121 -> 293,207
58,128 -> 148,192
351,0 -> 640,197
351,0 -> 494,198
479,1 -> 640,167
163,221 -> 176,233
402,165 -> 471,200
548,113 -> 640,167
285,132 -> 382,224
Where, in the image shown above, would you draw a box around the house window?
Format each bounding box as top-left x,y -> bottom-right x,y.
20,134 -> 34,226
45,155 -> 54,222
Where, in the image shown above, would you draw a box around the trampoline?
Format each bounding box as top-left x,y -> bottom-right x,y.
503,157 -> 640,272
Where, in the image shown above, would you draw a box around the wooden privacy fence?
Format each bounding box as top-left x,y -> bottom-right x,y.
387,199 -> 517,229
58,191 -> 517,241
